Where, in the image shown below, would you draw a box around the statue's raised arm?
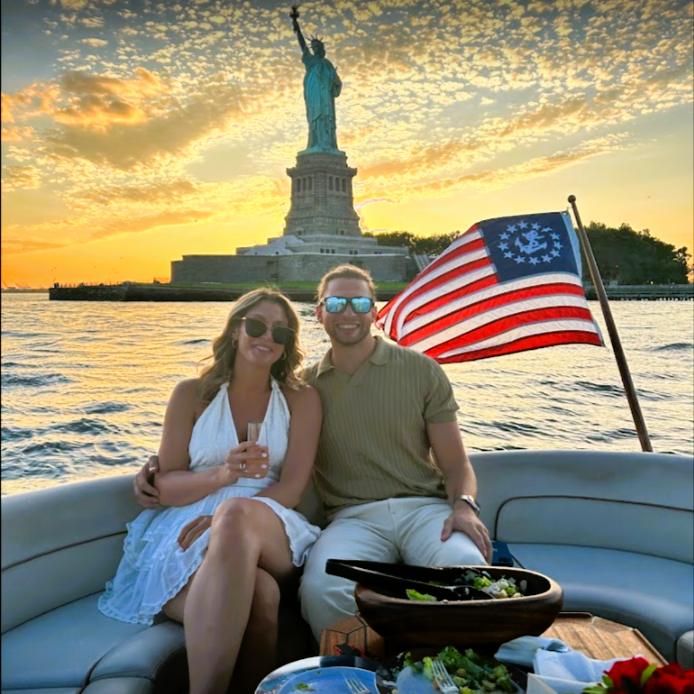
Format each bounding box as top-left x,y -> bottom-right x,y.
290,5 -> 309,57
288,4 -> 342,154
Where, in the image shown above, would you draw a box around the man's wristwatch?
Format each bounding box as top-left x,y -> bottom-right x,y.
454,494 -> 481,516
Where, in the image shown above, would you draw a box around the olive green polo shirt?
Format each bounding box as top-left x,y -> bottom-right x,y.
304,336 -> 459,519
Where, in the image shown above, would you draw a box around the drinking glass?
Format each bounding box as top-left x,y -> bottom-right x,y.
247,421 -> 263,443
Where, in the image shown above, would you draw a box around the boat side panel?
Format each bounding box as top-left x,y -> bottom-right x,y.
1,475 -> 138,633
1,535 -> 125,633
495,497 -> 692,563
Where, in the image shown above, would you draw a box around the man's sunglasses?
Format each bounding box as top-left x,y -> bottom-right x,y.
241,317 -> 294,346
321,296 -> 375,314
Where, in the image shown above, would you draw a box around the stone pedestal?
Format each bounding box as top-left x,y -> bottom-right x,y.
284,151 -> 361,238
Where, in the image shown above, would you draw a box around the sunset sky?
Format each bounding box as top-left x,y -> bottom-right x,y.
2,0 -> 692,287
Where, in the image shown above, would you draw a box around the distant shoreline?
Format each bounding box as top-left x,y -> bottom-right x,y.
4,283 -> 693,301
1,288 -> 50,293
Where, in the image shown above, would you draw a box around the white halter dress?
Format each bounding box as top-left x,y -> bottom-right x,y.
98,379 -> 321,625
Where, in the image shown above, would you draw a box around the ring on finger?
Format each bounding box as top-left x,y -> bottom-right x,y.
239,462 -> 246,471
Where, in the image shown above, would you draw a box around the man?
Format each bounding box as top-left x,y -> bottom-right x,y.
134,264 -> 491,640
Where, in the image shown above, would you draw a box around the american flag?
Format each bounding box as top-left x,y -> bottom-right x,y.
376,211 -> 604,363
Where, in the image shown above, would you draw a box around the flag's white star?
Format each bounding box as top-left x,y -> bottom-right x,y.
553,242 -> 563,250
518,221 -> 528,229
499,242 -> 508,250
542,227 -> 552,233
551,233 -> 560,240
531,223 -> 541,230
515,256 -> 526,263
504,251 -> 514,259
529,257 -> 540,265
551,249 -> 560,257
542,254 -> 552,262
500,232 -> 510,240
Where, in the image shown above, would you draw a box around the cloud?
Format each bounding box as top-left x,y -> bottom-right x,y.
1,238 -> 68,254
355,133 -> 629,202
87,208 -> 216,241
80,37 -> 108,47
1,166 -> 43,193
44,80 -> 251,170
1,126 -> 34,142
53,94 -> 148,128
74,178 -> 201,206
60,70 -> 151,96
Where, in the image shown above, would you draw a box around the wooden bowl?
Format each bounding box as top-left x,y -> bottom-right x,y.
354,565 -> 563,652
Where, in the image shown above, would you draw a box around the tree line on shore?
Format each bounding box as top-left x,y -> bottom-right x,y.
365,222 -> 692,285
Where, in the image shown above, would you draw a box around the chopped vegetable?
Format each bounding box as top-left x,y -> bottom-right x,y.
400,646 -> 516,693
406,588 -> 438,602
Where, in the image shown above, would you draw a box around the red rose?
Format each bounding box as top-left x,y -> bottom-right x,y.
606,658 -> 652,690
644,664 -> 694,694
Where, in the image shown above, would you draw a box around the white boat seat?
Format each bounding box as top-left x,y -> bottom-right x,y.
508,543 -> 694,662
0,593 -> 185,693
678,631 -> 694,669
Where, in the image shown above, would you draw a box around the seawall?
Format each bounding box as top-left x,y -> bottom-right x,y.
48,282 -> 694,302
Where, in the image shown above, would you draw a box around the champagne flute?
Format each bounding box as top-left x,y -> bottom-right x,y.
247,422 -> 265,479
247,421 -> 263,443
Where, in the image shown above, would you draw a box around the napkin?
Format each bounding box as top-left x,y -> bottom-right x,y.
494,636 -> 573,668
528,650 -> 641,694
526,672 -> 585,694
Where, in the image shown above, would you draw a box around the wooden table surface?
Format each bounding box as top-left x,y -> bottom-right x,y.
319,611 -> 667,666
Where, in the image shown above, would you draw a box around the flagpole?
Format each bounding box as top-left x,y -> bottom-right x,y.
568,195 -> 653,452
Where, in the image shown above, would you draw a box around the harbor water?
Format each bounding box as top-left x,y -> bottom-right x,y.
2,293 -> 692,495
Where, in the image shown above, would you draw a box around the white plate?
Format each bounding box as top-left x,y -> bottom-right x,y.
278,665 -> 376,693
255,655 -> 380,694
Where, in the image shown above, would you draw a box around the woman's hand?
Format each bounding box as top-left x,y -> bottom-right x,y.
134,456 -> 160,508
224,441 -> 269,482
178,515 -> 212,550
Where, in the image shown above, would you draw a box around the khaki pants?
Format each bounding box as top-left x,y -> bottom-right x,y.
299,496 -> 487,640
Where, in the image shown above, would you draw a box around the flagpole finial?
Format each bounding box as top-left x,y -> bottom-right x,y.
568,195 -> 576,203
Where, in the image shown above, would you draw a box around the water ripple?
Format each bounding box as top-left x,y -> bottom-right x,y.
1,373 -> 73,388
2,295 -> 693,490
650,342 -> 693,351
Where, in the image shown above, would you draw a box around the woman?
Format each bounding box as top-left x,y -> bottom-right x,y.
98,289 -> 322,694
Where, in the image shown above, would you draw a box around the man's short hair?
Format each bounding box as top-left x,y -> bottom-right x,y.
317,264 -> 377,300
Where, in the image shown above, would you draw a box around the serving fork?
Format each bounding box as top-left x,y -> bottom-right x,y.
344,675 -> 371,693
431,659 -> 459,694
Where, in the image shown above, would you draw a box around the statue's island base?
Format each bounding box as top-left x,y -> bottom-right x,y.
47,282 -> 694,302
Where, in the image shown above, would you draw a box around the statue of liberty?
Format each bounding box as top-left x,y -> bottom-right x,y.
290,5 -> 342,153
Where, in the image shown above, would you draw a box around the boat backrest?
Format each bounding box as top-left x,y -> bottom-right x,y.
471,450 -> 694,564
1,475 -> 140,634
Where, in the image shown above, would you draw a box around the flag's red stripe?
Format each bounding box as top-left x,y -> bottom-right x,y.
384,257 -> 493,335
430,331 -> 603,363
415,234 -> 486,278
376,234 -> 487,327
424,306 -> 596,357
384,274 -> 498,339
399,283 -> 587,345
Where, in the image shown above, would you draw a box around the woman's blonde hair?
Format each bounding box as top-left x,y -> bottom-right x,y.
198,288 -> 305,402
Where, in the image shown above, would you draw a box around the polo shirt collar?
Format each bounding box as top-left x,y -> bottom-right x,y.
369,335 -> 390,365
315,335 -> 391,377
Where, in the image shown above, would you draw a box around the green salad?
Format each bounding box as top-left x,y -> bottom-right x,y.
403,646 -> 516,693
405,570 -> 526,602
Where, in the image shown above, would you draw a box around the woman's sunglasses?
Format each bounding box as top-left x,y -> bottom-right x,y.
241,317 -> 294,346
321,296 -> 375,314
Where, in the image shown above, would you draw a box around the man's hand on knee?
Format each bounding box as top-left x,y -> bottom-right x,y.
441,506 -> 492,563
